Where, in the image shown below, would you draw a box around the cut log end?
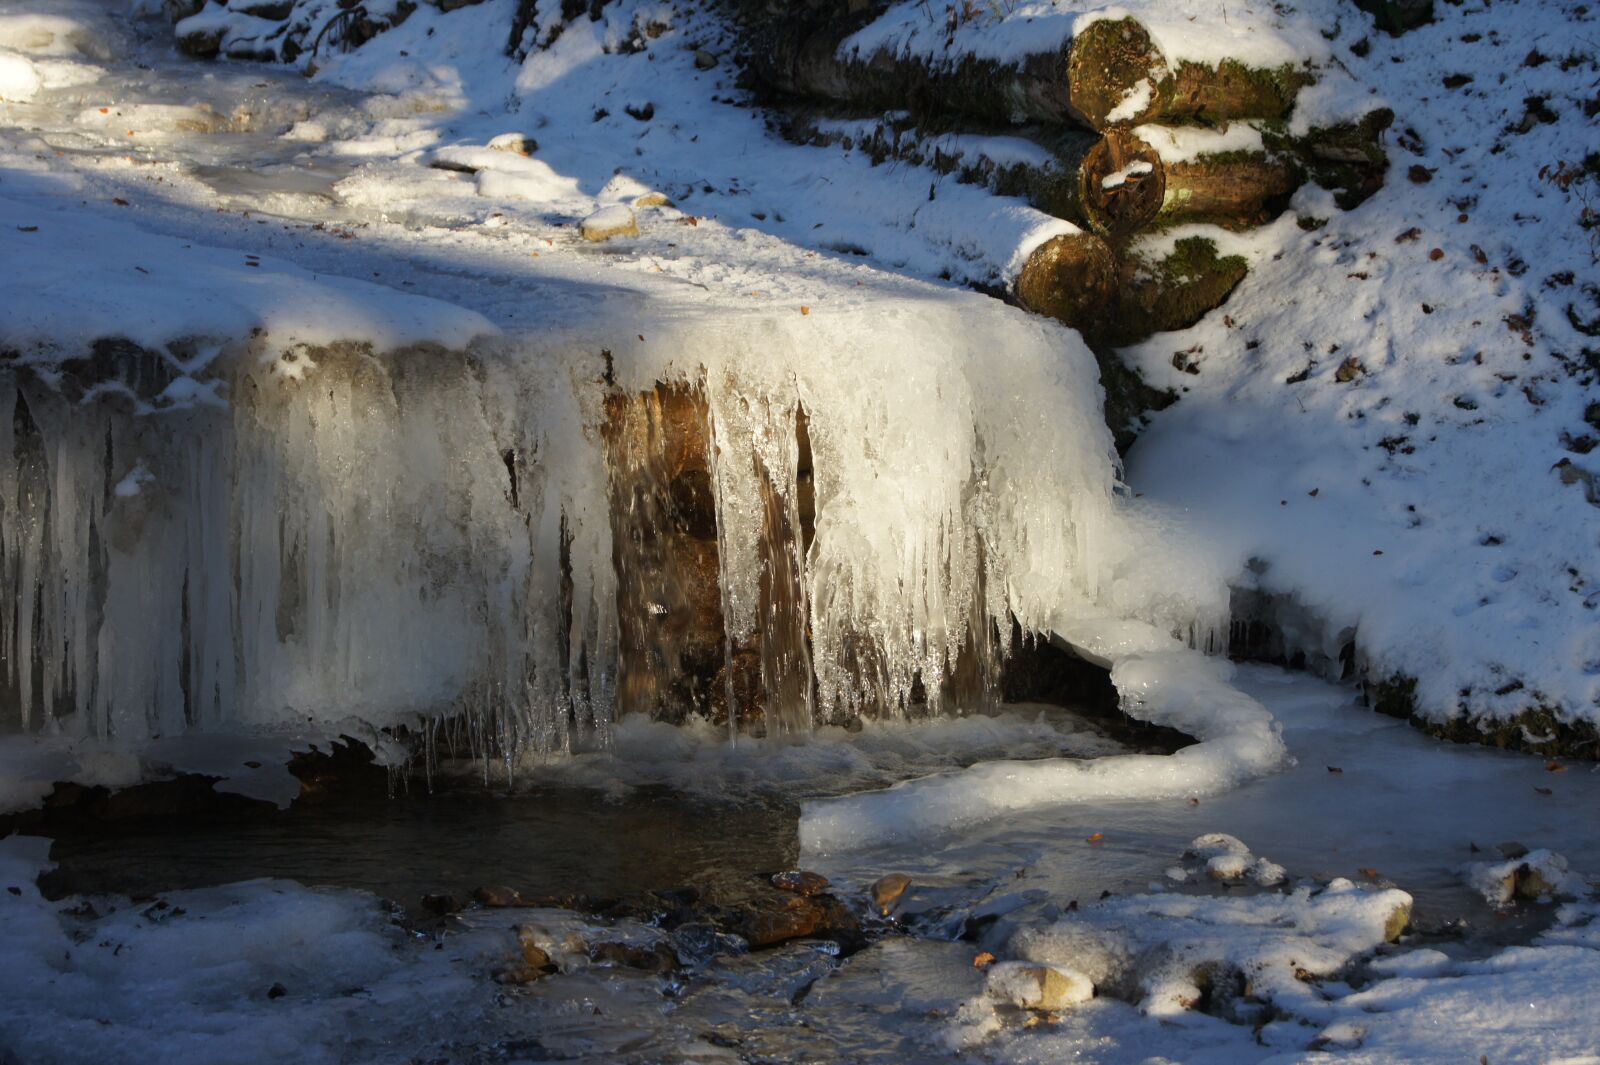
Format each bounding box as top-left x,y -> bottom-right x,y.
1079,129 -> 1166,236
1065,17 -> 1168,130
1014,232 -> 1119,334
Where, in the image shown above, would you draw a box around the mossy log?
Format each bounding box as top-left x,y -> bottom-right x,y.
1015,232 -> 1246,346
1013,231 -> 1121,335
1030,129 -> 1166,238
791,114 -> 1165,237
1156,59 -> 1312,127
1104,235 -> 1250,345
1156,149 -> 1304,230
743,9 -> 1312,131
747,15 -> 1162,129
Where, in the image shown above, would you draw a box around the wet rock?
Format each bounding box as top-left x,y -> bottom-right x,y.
590,940 -> 679,973
694,49 -> 718,70
987,962 -> 1094,1011
870,873 -> 912,915
517,921 -> 590,967
1498,841 -> 1530,860
730,891 -> 862,951
420,893 -> 465,917
580,205 -> 638,242
473,885 -> 523,908
176,24 -> 225,58
229,0 -> 294,18
495,937 -> 558,985
670,921 -> 746,962
735,894 -> 823,948
164,0 -> 205,20
770,870 -> 830,897
266,982 -> 287,1000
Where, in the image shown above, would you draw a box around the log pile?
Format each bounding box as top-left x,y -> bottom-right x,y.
740,1 -> 1391,368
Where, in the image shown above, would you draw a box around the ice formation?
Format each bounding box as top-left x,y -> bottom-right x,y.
0,186 -> 1129,757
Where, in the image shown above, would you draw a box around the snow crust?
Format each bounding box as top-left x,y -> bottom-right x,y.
1124,0 -> 1600,727
842,0 -> 1331,72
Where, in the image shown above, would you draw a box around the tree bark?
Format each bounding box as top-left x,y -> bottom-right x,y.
1157,150 -> 1303,230
1013,231 -> 1120,335
747,14 -> 1170,130
742,8 -> 1313,131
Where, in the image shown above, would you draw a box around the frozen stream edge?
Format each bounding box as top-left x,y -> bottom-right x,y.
800,613 -> 1286,853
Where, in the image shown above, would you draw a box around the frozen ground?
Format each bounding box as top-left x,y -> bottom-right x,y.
3,669 -> 1598,1064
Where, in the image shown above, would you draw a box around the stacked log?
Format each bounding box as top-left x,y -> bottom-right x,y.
751,14 -> 1309,132
746,5 -> 1390,357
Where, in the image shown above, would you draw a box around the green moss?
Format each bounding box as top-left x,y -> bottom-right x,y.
1158,60 -> 1313,125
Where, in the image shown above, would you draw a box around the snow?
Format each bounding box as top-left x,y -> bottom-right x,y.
799,619 -> 1287,852
1100,158 -> 1153,190
0,195 -> 496,360
0,49 -> 39,100
842,0 -> 1332,72
1123,0 -> 1600,728
1134,122 -> 1267,164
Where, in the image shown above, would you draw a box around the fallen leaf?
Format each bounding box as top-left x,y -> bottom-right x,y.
1359,867 -> 1380,877
1308,488 -> 1320,497
16,225 -> 37,233
1546,761 -> 1566,773
1187,797 -> 1200,806
1470,841 -> 1481,852
637,334 -> 645,342
973,952 -> 996,969
1534,786 -> 1553,796
112,198 -> 129,206
1429,248 -> 1445,261
1085,832 -> 1104,843
1395,227 -> 1422,243
1327,766 -> 1343,774
98,107 -> 108,114
800,306 -> 811,316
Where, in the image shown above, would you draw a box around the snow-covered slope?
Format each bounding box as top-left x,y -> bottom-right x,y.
1121,0 -> 1600,738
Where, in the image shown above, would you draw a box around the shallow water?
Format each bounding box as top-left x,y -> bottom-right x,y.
39,701 -> 1132,907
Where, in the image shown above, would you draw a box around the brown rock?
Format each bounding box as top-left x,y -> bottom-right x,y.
420,893 -> 465,916
870,873 -> 912,915
737,895 -> 823,948
589,940 -> 679,973
770,870 -> 830,897
473,885 -> 523,908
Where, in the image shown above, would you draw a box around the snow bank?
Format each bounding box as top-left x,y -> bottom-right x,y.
1123,0 -> 1600,729
0,195 -> 494,359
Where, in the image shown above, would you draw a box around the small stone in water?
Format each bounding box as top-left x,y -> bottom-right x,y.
473,885 -> 523,908
771,870 -> 830,897
870,873 -> 912,914
266,983 -> 287,1000
420,893 -> 464,916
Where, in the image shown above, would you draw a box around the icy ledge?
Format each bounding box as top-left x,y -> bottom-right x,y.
799,613 -> 1286,853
